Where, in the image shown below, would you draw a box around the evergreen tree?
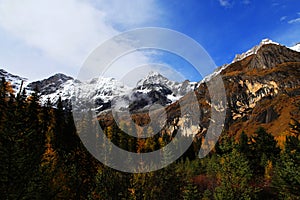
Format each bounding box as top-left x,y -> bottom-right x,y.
94,166 -> 128,200
182,181 -> 201,200
214,149 -> 257,200
0,84 -> 47,198
238,131 -> 250,155
54,96 -> 66,154
118,122 -> 129,151
272,134 -> 300,199
144,127 -> 156,152
248,127 -> 280,176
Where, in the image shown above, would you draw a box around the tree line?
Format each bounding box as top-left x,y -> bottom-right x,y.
0,77 -> 299,199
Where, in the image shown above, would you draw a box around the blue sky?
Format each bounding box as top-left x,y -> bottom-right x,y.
0,0 -> 299,82
158,0 -> 300,67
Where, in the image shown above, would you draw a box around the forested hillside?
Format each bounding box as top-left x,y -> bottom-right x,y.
0,73 -> 300,199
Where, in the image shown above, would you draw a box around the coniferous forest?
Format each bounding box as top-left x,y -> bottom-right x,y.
0,77 -> 300,200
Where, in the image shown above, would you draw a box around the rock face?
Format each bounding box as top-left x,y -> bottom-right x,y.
216,42 -> 300,135
173,41 -> 300,138
98,40 -> 300,141
127,72 -> 196,112
254,107 -> 278,124
249,44 -> 300,69
27,73 -> 74,95
0,69 -> 196,112
1,39 -> 300,140
0,69 -> 27,92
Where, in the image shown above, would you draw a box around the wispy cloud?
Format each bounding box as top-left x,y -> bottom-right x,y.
219,0 -> 231,7
274,24 -> 300,46
288,18 -> 300,24
272,2 -> 280,6
280,16 -> 287,21
0,0 -> 164,80
242,0 -> 251,5
218,0 -> 250,7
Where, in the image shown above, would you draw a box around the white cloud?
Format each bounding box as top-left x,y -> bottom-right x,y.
118,63 -> 184,87
218,0 -> 250,7
0,0 -> 163,80
93,0 -> 162,28
280,16 -> 287,21
0,0 -> 113,67
242,0 -> 251,5
271,2 -> 280,7
273,25 -> 300,47
288,18 -> 300,24
219,0 -> 231,7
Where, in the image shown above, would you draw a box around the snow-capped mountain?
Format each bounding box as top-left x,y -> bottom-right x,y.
0,69 -> 27,92
27,73 -> 73,95
119,72 -> 197,111
232,39 -> 280,63
199,40 -> 280,85
290,42 -> 300,52
49,72 -> 196,112
1,38 -> 299,113
0,69 -> 196,112
199,39 -> 300,85
28,75 -> 131,109
74,72 -> 196,112
232,39 -> 300,64
97,37 -> 300,145
136,71 -> 196,97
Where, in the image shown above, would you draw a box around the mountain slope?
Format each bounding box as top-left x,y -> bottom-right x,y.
289,42 -> 300,52
195,40 -> 300,138
1,38 -> 300,141
97,39 -> 300,143
0,69 -> 27,92
0,69 -> 196,112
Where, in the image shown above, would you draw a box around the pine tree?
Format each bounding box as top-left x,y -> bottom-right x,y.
238,131 -> 249,155
94,166 -> 127,199
118,122 -> 129,151
23,88 -> 46,198
182,181 -> 200,200
0,88 -> 16,198
214,149 -> 256,200
54,96 -> 65,154
272,134 -> 300,199
39,98 -> 64,198
144,127 -> 156,152
0,84 -> 47,198
248,127 -> 280,176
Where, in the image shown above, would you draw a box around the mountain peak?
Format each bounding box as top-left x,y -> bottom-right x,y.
290,42 -> 300,52
0,68 -> 28,92
0,69 -> 27,82
27,73 -> 74,95
147,71 -> 161,77
260,38 -> 279,46
136,71 -> 169,87
49,73 -> 73,81
232,38 -> 281,63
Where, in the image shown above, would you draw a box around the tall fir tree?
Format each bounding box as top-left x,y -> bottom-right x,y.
272,134 -> 300,199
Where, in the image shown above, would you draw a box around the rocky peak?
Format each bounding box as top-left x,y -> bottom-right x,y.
136,71 -> 174,87
232,39 -> 280,63
135,71 -> 196,97
0,69 -> 27,81
0,69 -> 27,92
225,39 -> 300,73
47,73 -> 73,83
290,42 -> 300,52
249,42 -> 300,69
27,73 -> 74,95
